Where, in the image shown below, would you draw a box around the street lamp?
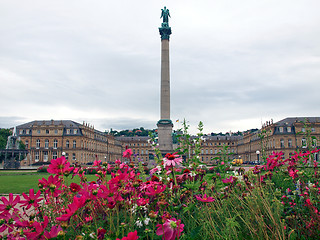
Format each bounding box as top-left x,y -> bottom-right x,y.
256,150 -> 260,164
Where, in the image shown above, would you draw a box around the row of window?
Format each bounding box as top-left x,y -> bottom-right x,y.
34,152 -> 77,162
279,138 -> 317,148
26,139 -> 77,149
278,127 -> 316,133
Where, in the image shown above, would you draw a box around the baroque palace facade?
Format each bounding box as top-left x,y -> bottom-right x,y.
15,117 -> 320,166
16,120 -> 122,166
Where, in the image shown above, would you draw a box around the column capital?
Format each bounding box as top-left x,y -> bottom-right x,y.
159,24 -> 172,40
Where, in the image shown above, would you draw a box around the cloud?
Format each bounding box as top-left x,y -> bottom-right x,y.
0,0 -> 320,134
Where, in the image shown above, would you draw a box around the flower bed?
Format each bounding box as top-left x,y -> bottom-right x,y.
1,136 -> 320,239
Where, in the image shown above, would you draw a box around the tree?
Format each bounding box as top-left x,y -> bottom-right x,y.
0,129 -> 11,149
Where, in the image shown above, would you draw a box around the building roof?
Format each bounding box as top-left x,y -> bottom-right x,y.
275,117 -> 320,126
16,120 -> 81,129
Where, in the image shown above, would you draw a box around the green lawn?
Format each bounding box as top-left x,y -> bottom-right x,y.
0,172 -> 99,194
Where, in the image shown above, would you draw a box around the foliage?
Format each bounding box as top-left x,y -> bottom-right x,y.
108,127 -> 157,137
1,122 -> 320,239
0,128 -> 11,149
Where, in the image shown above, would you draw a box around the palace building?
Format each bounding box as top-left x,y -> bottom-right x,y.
16,120 -> 122,166
15,117 -> 320,166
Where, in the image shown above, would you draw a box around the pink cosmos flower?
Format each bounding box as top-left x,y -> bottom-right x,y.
289,169 -> 299,179
0,193 -> 20,213
93,160 -> 102,167
20,189 -> 43,210
195,194 -> 215,202
38,175 -> 62,197
222,176 -> 234,184
56,195 -> 86,222
123,149 -> 133,159
137,198 -> 149,206
24,216 -> 49,239
0,212 -> 19,234
163,153 -> 183,168
47,156 -> 74,175
156,218 -> 184,240
116,230 -> 139,240
145,183 -> 166,196
43,225 -> 63,239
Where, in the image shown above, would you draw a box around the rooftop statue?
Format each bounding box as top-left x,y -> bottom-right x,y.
160,6 -> 170,24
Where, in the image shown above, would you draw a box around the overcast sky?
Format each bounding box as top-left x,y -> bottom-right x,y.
0,0 -> 319,134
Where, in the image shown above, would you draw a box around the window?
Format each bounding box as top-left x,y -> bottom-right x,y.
206,149 -> 208,154
53,152 -> 57,159
141,150 -> 144,155
210,149 -> 213,154
312,128 -> 315,132
73,140 -> 76,148
43,151 -> 48,162
146,150 -> 148,154
74,129 -> 78,134
55,129 -> 58,134
25,140 -> 29,149
36,139 -> 40,149
46,130 -> 49,134
279,127 -> 283,133
280,139 -> 285,148
19,130 -> 23,134
65,153 -> 69,160
302,138 -> 307,148
45,139 -> 49,149
288,139 -> 292,148
302,128 -> 306,133
215,149 -> 218,154
73,153 -> 76,160
287,127 -> 291,133
26,129 -> 29,134
66,140 -> 69,148
53,139 -> 58,149
312,139 -> 317,147
67,129 -> 70,134
35,152 -> 39,162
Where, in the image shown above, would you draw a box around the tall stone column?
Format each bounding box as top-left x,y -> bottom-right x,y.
157,7 -> 173,153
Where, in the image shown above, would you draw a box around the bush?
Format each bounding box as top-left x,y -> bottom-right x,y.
37,165 -> 48,173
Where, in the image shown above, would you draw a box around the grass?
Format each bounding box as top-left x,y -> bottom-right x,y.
0,172 -> 99,194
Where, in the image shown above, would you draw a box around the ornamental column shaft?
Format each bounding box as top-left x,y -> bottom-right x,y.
160,39 -> 170,120
157,6 -> 173,153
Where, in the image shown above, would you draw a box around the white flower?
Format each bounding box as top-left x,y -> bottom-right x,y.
136,220 -> 143,228
144,217 -> 151,225
89,232 -> 95,238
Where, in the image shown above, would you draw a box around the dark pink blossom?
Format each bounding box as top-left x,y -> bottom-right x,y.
47,156 -> 74,175
20,189 -> 43,210
116,230 -> 139,240
156,218 -> 184,240
0,193 -> 20,213
222,176 -> 234,184
195,194 -> 215,202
